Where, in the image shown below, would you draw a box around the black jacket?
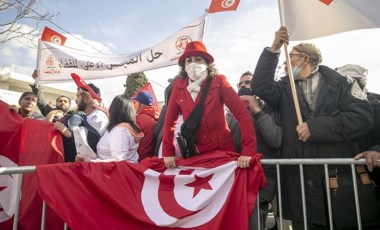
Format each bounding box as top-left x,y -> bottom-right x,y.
251,48 -> 374,225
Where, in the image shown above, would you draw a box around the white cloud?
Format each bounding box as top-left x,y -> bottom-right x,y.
64,34 -> 114,54
1,1 -> 379,105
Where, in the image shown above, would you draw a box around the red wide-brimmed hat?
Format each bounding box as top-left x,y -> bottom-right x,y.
178,41 -> 214,67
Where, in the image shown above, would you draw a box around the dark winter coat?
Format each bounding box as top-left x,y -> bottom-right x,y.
251,48 -> 374,225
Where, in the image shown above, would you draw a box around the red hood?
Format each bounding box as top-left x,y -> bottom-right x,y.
138,106 -> 160,121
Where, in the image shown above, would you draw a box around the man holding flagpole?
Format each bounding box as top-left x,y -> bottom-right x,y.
251,26 -> 376,229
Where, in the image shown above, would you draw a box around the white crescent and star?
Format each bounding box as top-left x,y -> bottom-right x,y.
0,155 -> 20,223
141,161 -> 236,228
222,0 -> 235,9
51,35 -> 62,45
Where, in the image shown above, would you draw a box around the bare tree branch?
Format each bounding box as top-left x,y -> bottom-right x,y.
0,0 -> 57,48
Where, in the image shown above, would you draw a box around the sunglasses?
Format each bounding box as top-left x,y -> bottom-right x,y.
237,80 -> 251,88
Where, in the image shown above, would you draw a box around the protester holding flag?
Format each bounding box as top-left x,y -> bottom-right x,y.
251,26 -> 375,229
132,90 -> 160,161
76,95 -> 143,163
9,92 -> 44,120
30,70 -> 72,117
162,41 -> 257,169
56,77 -> 109,162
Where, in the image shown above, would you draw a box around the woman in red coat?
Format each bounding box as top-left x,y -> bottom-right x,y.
162,41 -> 257,168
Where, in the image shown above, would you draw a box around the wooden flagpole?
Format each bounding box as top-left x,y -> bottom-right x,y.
277,0 -> 303,125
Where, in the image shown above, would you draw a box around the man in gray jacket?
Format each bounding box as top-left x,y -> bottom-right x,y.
226,71 -> 283,230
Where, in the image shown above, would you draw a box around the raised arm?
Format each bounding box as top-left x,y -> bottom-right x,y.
30,70 -> 53,116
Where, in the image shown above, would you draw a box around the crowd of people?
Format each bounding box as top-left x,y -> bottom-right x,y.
7,26 -> 380,229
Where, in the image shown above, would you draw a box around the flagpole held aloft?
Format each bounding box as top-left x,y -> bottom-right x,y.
283,44 -> 303,125
277,0 -> 303,125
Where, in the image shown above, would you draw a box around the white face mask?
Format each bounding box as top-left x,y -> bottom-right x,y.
185,63 -> 208,81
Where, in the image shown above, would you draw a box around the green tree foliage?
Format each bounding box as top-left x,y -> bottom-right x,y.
123,72 -> 148,97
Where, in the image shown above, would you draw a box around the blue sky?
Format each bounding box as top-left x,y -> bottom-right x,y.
1,0 -> 380,104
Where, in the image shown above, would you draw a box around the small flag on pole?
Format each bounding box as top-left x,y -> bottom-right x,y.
208,0 -> 240,13
41,26 -> 67,45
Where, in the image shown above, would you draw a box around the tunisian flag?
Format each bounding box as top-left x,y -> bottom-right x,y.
36,151 -> 266,230
0,100 -> 23,224
208,0 -> 240,13
279,0 -> 380,40
41,26 -> 67,45
132,82 -> 162,113
0,100 -> 65,230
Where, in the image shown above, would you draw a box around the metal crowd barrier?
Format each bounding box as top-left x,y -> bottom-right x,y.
0,158 -> 369,230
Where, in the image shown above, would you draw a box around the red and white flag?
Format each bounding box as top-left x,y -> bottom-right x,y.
0,100 -> 65,230
208,0 -> 240,13
36,151 -> 266,230
0,100 -> 22,225
132,82 -> 161,113
279,0 -> 380,40
41,26 -> 67,45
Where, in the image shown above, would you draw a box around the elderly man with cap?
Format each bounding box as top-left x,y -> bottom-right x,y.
335,64 -> 380,170
161,41 -> 258,169
132,90 -> 160,161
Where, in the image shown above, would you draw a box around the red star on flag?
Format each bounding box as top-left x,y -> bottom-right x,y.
185,173 -> 214,198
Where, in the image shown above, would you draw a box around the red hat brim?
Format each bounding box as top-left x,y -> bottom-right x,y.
178,50 -> 214,67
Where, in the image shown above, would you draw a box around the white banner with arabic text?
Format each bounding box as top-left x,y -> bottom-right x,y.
37,13 -> 207,82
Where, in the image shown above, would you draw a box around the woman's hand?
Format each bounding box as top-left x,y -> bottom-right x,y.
54,121 -> 72,138
9,105 -> 19,113
164,156 -> 176,169
237,156 -> 251,168
75,155 -> 85,162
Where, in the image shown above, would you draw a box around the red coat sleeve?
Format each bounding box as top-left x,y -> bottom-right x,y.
217,75 -> 257,156
162,81 -> 181,157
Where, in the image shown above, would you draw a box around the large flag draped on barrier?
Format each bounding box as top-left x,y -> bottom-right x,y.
279,0 -> 380,41
0,100 -> 65,230
37,13 -> 207,83
36,151 -> 266,230
0,101 -> 22,224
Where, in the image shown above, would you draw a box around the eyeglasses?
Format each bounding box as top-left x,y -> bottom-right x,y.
289,53 -> 304,58
237,80 -> 251,88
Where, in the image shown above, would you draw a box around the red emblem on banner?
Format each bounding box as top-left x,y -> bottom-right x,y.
320,0 -> 334,5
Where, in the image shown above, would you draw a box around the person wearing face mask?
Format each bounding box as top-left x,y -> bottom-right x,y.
162,41 -> 258,169
251,27 -> 375,229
